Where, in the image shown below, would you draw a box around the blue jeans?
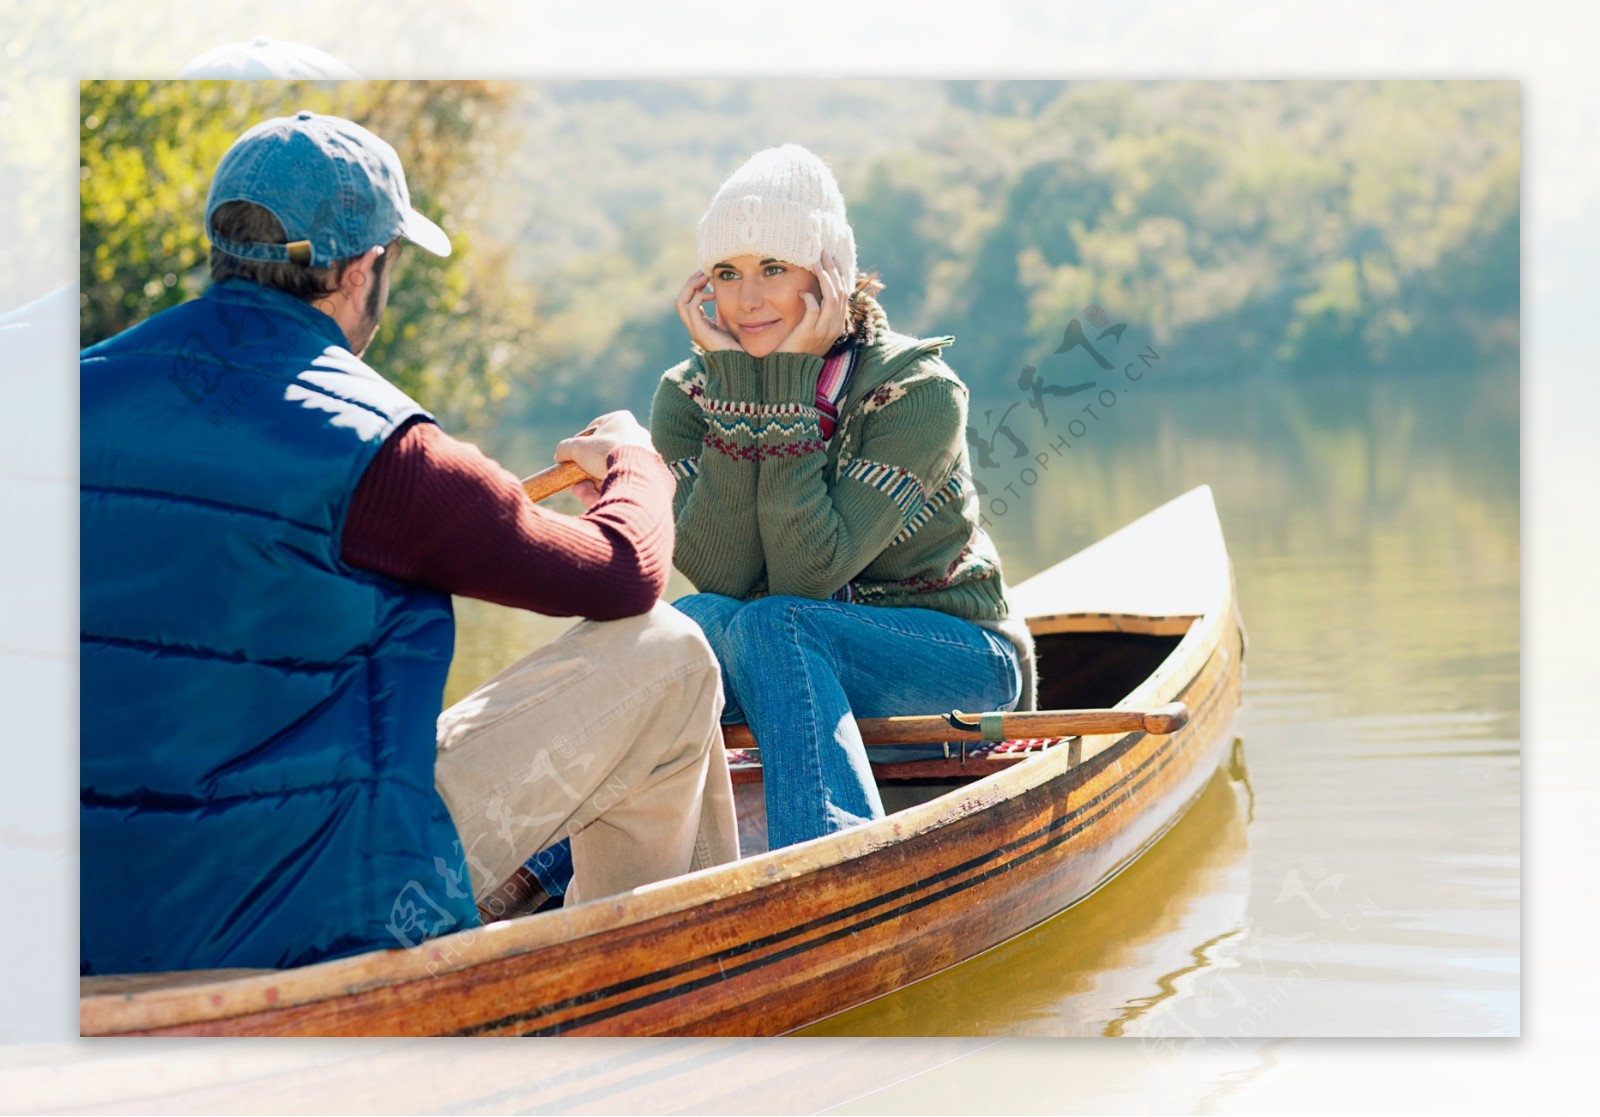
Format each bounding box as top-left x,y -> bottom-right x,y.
524,839 -> 573,900
674,593 -> 1022,850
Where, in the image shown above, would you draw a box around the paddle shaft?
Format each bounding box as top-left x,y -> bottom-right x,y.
721,703 -> 1188,750
520,460 -> 593,502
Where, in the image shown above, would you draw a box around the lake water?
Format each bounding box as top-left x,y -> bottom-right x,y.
446,362 -> 1520,1039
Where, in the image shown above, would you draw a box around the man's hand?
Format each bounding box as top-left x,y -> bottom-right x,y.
553,411 -> 655,508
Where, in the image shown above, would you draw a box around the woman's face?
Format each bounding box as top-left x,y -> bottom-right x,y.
706,255 -> 822,358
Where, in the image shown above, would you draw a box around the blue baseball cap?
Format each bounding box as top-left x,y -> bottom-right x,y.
205,110 -> 451,267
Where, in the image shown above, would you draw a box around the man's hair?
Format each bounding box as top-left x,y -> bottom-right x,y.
208,201 -> 395,301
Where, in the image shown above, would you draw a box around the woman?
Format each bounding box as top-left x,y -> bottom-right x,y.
651,144 -> 1036,851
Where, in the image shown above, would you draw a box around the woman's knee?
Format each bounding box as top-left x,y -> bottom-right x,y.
721,598 -> 845,694
723,595 -> 824,647
670,592 -> 746,649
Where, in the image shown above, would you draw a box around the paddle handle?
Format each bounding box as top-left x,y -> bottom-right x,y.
520,461 -> 594,503
721,703 -> 1188,750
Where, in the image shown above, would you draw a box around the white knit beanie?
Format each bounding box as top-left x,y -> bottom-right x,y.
697,144 -> 857,289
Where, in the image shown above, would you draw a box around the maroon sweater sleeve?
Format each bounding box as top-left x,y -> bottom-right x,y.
341,418 -> 674,620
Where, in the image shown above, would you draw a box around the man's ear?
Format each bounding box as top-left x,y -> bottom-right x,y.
336,246 -> 386,301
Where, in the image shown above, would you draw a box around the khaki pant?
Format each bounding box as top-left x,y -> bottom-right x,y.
434,602 -> 739,906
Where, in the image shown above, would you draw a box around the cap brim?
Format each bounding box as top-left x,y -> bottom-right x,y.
400,209 -> 451,257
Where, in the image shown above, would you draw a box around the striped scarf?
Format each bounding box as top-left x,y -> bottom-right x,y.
821,344 -> 859,605
815,344 -> 856,441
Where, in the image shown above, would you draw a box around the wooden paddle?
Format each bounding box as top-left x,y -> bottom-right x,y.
721,702 -> 1188,750
520,460 -> 594,502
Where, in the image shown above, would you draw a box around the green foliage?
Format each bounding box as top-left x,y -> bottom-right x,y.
79,80 -> 533,430
481,80 -> 1518,445
80,80 -> 1518,452
848,160 -> 936,323
952,81 -> 1520,381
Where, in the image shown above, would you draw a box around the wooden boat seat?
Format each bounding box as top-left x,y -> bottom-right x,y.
724,736 -> 1079,785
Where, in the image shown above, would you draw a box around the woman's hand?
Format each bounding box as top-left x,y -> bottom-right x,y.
775,250 -> 851,357
675,270 -> 744,353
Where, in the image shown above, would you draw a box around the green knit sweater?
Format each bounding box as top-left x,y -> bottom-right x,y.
649,328 -> 1016,625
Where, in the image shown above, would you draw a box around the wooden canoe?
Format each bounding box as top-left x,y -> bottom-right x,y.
80,484 -> 1245,1037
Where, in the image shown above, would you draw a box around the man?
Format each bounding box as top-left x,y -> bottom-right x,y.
80,111 -> 738,975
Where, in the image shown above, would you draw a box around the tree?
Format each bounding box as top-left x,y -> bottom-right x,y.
79,80 -> 534,430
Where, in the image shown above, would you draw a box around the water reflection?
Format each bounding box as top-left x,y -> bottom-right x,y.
804,763 -> 1253,1036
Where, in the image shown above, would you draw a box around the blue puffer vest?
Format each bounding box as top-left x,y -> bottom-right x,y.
81,280 -> 479,974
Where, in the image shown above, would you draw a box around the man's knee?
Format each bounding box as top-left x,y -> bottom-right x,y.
625,603 -> 724,761
631,600 -> 720,678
